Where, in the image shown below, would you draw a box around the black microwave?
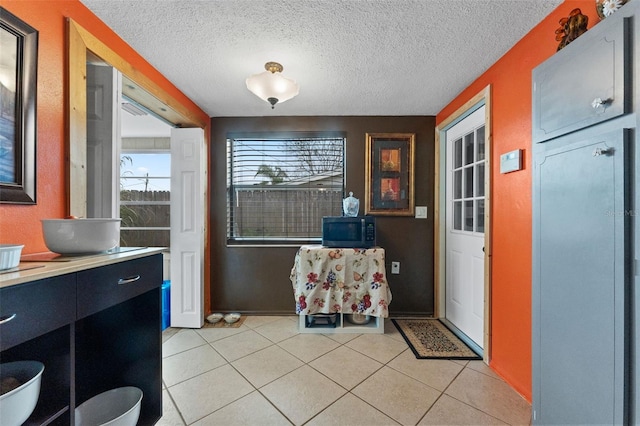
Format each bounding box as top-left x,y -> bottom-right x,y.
322,216 -> 376,248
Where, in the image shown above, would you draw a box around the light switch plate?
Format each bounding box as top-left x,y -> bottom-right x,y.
415,206 -> 428,219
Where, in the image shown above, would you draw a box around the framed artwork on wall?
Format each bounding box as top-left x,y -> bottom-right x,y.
0,7 -> 37,204
365,133 -> 415,216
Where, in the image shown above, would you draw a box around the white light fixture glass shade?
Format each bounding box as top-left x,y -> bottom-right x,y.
246,65 -> 299,108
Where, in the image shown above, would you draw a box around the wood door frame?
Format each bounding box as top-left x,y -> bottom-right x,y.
67,18 -> 208,217
434,86 -> 492,361
67,19 -> 211,320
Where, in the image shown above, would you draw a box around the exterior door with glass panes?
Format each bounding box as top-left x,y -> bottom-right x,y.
445,105 -> 486,347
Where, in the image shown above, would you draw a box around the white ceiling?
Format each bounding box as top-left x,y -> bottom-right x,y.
120,108 -> 172,137
81,0 -> 563,118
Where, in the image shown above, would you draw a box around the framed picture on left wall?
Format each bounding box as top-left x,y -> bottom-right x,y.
0,7 -> 37,204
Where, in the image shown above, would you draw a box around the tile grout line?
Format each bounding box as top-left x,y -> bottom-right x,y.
162,380 -> 189,425
293,334 -> 412,425
422,363 -> 514,426
413,364 -> 467,425
162,319 -> 529,425
229,330 -> 390,425
168,324 -> 402,424
172,326 -> 308,424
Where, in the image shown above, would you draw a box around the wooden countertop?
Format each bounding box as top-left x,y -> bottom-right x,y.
0,247 -> 165,288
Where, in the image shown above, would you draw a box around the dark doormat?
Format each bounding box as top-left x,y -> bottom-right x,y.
392,318 -> 481,360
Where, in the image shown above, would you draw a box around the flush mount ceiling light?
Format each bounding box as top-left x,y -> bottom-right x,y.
246,62 -> 299,109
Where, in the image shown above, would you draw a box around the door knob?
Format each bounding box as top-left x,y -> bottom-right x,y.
592,147 -> 613,157
591,97 -> 611,111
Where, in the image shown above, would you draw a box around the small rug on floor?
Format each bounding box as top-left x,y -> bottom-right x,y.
392,319 -> 481,360
202,315 -> 246,329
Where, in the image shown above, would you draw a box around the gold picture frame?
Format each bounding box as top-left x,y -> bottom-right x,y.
365,133 -> 415,216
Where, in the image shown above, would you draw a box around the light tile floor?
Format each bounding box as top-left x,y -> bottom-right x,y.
158,316 -> 531,426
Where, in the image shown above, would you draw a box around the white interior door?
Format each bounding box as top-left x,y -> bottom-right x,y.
445,105 -> 486,347
86,64 -> 120,219
170,128 -> 205,328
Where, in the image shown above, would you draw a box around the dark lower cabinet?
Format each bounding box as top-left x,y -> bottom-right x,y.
75,291 -> 162,426
2,326 -> 72,425
0,253 -> 162,426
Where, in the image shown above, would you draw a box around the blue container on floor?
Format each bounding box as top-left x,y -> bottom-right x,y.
162,280 -> 170,330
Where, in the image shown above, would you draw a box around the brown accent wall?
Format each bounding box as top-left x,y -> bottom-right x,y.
210,116 -> 435,315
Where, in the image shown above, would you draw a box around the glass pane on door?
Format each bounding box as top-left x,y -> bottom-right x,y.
464,200 -> 474,232
454,170 -> 462,199
476,200 -> 485,233
464,166 -> 474,198
454,201 -> 462,230
454,138 -> 462,168
464,134 -> 474,165
476,126 -> 485,161
476,163 -> 485,197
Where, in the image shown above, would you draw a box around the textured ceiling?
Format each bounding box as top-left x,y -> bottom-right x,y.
80,0 -> 563,117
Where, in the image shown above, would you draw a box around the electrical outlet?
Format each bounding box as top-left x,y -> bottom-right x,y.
391,261 -> 400,274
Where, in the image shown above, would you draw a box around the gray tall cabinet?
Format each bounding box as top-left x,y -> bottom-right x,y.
532,2 -> 638,424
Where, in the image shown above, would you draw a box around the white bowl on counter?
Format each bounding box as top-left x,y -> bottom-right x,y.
0,245 -> 24,270
0,361 -> 45,426
41,218 -> 121,255
75,386 -> 142,426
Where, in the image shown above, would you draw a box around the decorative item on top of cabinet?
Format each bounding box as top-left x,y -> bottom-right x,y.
596,0 -> 628,19
555,8 -> 588,51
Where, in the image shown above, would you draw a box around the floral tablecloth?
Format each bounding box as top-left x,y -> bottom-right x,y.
290,245 -> 392,317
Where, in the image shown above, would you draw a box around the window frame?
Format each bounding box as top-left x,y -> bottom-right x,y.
226,131 -> 346,246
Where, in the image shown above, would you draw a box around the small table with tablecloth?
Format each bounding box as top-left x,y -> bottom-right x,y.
290,245 -> 392,333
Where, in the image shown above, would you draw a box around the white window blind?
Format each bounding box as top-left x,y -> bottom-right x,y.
227,134 -> 345,244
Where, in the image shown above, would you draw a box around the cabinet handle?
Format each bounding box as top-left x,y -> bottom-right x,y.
117,275 -> 141,285
0,313 -> 16,324
593,147 -> 613,157
591,97 -> 612,111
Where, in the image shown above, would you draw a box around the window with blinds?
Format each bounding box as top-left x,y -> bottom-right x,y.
227,133 -> 345,244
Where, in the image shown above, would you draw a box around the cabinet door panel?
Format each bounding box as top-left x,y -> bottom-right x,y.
532,17 -> 628,143
76,254 -> 162,318
532,129 -> 628,424
0,275 -> 76,350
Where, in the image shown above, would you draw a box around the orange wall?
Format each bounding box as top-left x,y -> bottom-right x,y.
436,0 -> 599,400
0,1 -> 208,254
